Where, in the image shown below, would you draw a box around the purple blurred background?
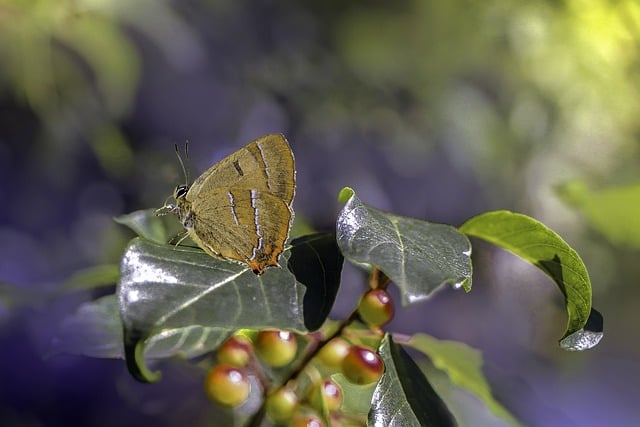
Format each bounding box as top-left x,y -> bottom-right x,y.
1,1 -> 639,426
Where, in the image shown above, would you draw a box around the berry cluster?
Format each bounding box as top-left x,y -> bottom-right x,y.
204,284 -> 395,426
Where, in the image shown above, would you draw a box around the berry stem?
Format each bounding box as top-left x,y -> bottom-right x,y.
369,267 -> 391,290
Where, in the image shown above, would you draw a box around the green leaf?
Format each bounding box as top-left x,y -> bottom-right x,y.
287,233 -> 344,331
336,187 -> 472,305
331,373 -> 377,416
557,180 -> 640,248
117,238 -> 307,382
61,264 -> 119,292
50,295 -> 229,362
49,295 -> 124,359
408,333 -> 520,426
143,326 -> 229,360
459,210 -> 603,350
114,209 -> 183,244
369,334 -> 456,427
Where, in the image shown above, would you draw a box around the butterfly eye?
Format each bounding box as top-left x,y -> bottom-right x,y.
174,185 -> 189,199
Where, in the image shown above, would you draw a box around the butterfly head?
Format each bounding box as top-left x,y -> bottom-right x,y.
174,184 -> 190,200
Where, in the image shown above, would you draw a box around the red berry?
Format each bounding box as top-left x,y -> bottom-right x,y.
341,345 -> 384,385
204,364 -> 250,407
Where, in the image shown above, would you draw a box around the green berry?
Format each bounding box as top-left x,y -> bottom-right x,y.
266,388 -> 299,422
256,329 -> 298,367
204,364 -> 250,407
341,345 -> 384,385
317,337 -> 350,368
357,289 -> 394,327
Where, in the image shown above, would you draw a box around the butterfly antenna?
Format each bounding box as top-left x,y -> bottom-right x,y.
174,142 -> 191,185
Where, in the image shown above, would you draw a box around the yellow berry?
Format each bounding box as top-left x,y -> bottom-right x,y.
255,330 -> 298,367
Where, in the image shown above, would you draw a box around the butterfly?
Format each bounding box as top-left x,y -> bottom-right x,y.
158,134 -> 296,275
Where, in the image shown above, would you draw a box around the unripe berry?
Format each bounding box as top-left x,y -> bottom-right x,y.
316,337 -> 350,368
204,364 -> 250,407
266,388 -> 299,423
255,330 -> 298,367
357,289 -> 394,327
217,335 -> 253,367
309,379 -> 342,412
341,345 -> 384,385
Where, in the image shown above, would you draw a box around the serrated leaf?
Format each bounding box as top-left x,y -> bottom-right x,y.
557,180 -> 640,248
459,210 -> 603,350
117,238 -> 307,382
369,334 -> 456,427
114,209 -> 183,244
408,333 -> 520,426
287,233 -> 344,330
336,188 -> 472,305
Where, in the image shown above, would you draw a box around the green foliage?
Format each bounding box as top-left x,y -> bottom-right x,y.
409,333 -> 519,426
0,1 -> 139,117
558,180 -> 640,249
459,210 -> 602,349
369,334 -> 455,427
60,264 -> 120,292
117,237 -> 306,381
54,189 -> 602,425
50,295 -> 123,359
336,187 -> 472,305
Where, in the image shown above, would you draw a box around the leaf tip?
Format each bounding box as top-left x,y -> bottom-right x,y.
454,277 -> 472,293
559,308 -> 604,351
338,187 -> 355,203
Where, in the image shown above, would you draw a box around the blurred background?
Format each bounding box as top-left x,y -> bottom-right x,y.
1,0 -> 639,426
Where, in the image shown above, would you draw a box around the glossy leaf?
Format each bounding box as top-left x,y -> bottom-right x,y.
369,334 -> 456,427
408,333 -> 519,426
117,238 -> 307,381
336,188 -> 472,305
459,210 -> 602,349
287,233 -> 344,330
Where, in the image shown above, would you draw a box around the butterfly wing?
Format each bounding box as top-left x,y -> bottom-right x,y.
188,188 -> 293,274
188,134 -> 295,208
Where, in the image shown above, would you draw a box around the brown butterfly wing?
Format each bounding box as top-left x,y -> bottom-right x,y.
188,188 -> 293,274
188,134 -> 295,208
